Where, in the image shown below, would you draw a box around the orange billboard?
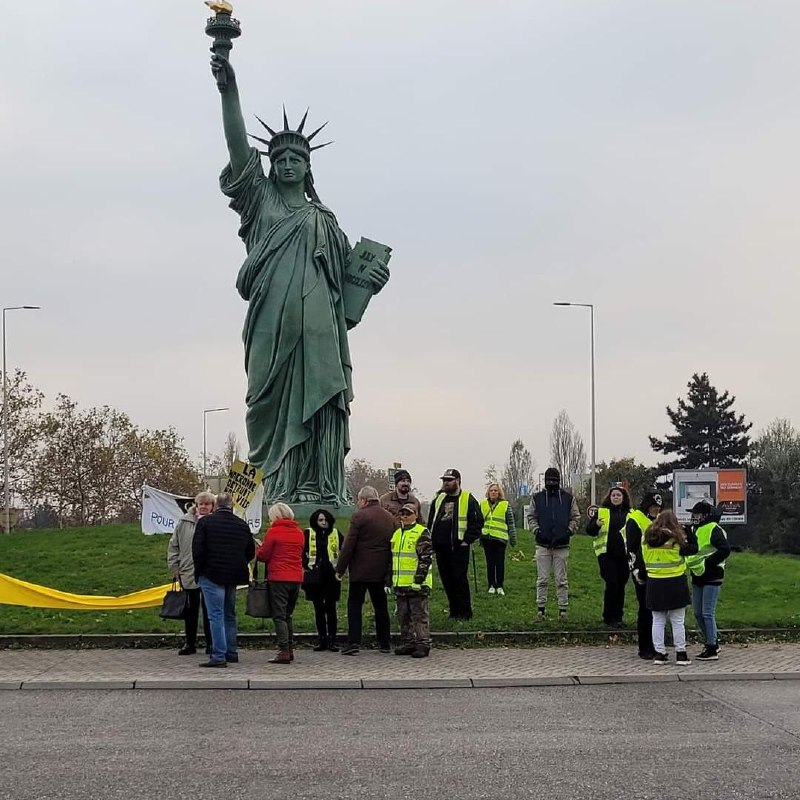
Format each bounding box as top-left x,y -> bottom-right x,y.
718,468 -> 747,523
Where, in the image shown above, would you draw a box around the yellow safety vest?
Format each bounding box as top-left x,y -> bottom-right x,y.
432,491 -> 472,540
593,507 -> 611,557
480,499 -> 509,542
306,528 -> 340,569
686,522 -> 727,577
626,509 -> 653,550
390,523 -> 433,589
641,541 -> 686,579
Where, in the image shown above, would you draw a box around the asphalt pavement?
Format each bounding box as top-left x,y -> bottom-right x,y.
1,681 -> 798,799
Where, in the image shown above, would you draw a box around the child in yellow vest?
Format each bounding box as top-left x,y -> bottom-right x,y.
642,511 -> 698,665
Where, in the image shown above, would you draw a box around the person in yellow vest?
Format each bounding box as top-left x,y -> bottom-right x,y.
480,483 -> 517,595
626,491 -> 663,660
642,510 -> 698,665
586,485 -> 631,628
687,501 -> 732,662
427,468 -> 483,621
391,504 -> 434,657
302,509 -> 344,652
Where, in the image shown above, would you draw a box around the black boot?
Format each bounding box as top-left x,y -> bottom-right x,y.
313,638 -> 328,652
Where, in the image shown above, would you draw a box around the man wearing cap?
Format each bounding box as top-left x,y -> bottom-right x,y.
527,468 -> 580,621
391,503 -> 434,657
626,490 -> 663,660
427,469 -> 483,621
687,501 -> 731,662
380,469 -> 423,525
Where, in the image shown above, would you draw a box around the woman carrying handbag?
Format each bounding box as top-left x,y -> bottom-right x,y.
303,509 -> 344,652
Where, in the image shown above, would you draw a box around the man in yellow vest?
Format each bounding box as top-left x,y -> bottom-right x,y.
427,468 -> 483,620
391,504 -> 434,657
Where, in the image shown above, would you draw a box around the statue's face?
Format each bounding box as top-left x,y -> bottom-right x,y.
272,149 -> 308,187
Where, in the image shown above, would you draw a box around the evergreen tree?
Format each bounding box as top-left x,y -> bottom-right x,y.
649,373 -> 752,472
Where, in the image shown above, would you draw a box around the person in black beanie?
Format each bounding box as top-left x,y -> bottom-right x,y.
626,490 -> 663,659
527,468 -> 580,621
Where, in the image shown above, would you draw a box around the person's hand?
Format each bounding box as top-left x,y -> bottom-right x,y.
411,582 -> 422,591
384,585 -> 393,596
587,505 -> 598,519
335,573 -> 343,582
210,51 -> 236,92
171,571 -> 180,581
366,259 -> 390,293
632,568 -> 645,586
460,541 -> 469,547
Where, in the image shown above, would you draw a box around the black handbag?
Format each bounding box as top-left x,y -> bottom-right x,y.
159,579 -> 190,620
245,562 -> 272,618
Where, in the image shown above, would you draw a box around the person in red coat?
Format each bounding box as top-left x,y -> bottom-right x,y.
256,503 -> 305,664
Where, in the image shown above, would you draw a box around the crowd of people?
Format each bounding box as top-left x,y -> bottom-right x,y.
167,467 -> 731,667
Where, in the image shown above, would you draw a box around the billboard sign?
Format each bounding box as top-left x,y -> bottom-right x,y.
673,468 -> 746,525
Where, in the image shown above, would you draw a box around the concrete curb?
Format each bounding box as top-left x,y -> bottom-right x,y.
6,672 -> 798,690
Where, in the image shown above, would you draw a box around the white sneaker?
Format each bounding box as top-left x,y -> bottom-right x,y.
488,587 -> 496,595
496,588 -> 505,596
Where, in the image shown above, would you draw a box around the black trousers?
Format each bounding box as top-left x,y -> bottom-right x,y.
634,579 -> 654,655
347,581 -> 391,647
434,543 -> 472,619
598,554 -> 628,625
184,588 -> 212,650
482,539 -> 507,589
312,595 -> 339,643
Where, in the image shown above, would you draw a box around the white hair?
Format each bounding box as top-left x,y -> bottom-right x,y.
268,502 -> 295,522
357,486 -> 379,501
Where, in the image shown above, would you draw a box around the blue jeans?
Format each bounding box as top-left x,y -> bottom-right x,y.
692,584 -> 722,646
198,576 -> 238,663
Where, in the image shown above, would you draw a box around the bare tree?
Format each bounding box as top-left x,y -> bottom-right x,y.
220,431 -> 241,474
549,410 -> 586,488
345,457 -> 390,499
501,439 -> 536,504
484,463 -> 500,486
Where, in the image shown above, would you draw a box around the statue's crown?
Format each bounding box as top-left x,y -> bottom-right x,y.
248,108 -> 332,161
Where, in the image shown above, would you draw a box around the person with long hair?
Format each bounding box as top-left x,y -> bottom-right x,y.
303,508 -> 344,652
641,510 -> 698,666
256,503 -> 305,664
586,485 -> 631,628
480,483 -> 516,595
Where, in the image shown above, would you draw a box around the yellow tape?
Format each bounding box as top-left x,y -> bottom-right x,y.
0,572 -> 172,610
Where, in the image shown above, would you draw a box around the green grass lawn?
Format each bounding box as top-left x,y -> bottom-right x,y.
1,523 -> 798,635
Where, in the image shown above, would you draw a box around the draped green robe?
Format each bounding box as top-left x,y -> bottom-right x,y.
221,148 -> 353,505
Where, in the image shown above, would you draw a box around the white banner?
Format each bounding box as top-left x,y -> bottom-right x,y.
141,484 -> 264,535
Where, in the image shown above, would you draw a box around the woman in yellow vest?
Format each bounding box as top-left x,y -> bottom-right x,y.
586,485 -> 631,628
642,510 -> 698,665
302,509 -> 344,652
480,483 -> 517,596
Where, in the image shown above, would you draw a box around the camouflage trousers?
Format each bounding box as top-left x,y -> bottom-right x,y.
395,591 -> 431,649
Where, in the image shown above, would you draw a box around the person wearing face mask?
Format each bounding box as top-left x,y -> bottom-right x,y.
380,469 -> 423,524
586,485 -> 632,628
626,490 -> 663,660
527,468 -> 580,621
302,508 -> 344,652
167,491 -> 216,656
428,469 -> 483,621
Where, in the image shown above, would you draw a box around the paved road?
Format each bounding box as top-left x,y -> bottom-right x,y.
1,682 -> 798,799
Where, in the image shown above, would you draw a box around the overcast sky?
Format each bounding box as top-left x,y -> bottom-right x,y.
3,1 -> 799,499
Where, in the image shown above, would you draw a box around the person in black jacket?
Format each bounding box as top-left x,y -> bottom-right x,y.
427,469 -> 482,621
302,508 -> 344,652
586,485 -> 631,628
193,493 -> 255,668
626,490 -> 663,659
527,468 -> 580,621
689,501 -> 732,662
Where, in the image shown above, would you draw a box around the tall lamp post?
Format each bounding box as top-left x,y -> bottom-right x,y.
3,305 -> 41,534
203,407 -> 229,487
553,301 -> 596,505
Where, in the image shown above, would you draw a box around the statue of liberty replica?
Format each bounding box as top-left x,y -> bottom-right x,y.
205,4 -> 391,507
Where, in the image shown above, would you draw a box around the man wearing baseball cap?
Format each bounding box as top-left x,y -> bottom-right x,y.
380,469 -> 423,525
427,469 -> 483,620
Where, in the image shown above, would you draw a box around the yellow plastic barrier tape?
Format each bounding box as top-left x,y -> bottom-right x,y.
0,572 -> 172,610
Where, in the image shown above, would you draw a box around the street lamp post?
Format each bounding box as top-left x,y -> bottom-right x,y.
202,407 -> 229,487
553,302 -> 596,505
3,305 -> 41,534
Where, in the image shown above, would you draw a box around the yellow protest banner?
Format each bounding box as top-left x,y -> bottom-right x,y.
223,458 -> 265,518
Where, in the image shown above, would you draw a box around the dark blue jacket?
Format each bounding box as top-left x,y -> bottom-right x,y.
531,489 -> 578,548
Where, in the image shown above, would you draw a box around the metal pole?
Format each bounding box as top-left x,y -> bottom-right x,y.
589,304 -> 596,506
3,305 -> 40,534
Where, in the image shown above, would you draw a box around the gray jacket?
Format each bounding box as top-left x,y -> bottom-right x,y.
167,512 -> 199,590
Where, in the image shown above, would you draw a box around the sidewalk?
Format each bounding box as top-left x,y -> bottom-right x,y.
1,642 -> 798,690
